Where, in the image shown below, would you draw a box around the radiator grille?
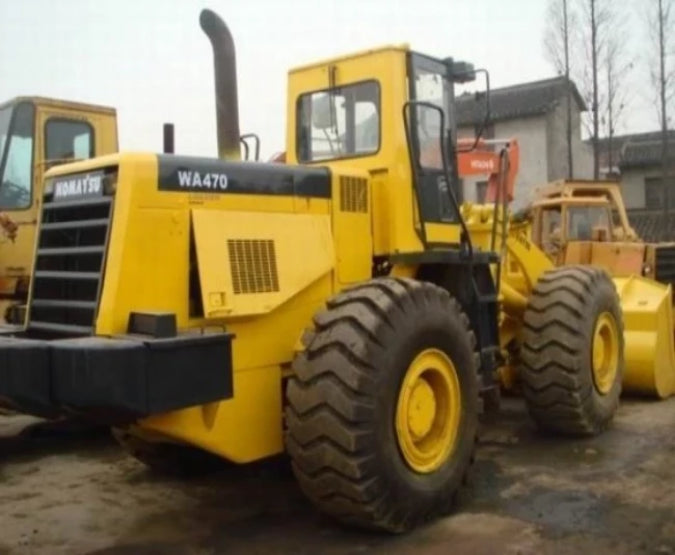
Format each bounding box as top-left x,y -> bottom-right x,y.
339,176 -> 367,213
228,239 -> 279,294
28,194 -> 113,336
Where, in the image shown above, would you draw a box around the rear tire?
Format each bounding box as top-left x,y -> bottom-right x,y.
285,277 -> 478,532
519,266 -> 624,436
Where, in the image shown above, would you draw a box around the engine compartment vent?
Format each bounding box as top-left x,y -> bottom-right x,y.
227,239 -> 279,294
340,176 -> 368,213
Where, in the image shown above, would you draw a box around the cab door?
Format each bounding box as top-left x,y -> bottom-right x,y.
0,100 -> 37,321
0,101 -> 111,323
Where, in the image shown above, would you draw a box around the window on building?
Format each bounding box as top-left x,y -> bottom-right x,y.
645,177 -> 675,209
475,180 -> 488,203
45,119 -> 94,165
297,81 -> 380,162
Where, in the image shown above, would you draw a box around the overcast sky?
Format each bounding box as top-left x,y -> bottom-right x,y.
0,0 -> 658,159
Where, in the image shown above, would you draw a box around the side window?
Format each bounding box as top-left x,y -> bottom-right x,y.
0,102 -> 35,210
297,81 -> 380,162
539,207 -> 562,254
45,119 -> 94,165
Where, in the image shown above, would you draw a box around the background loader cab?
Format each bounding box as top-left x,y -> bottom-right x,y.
530,180 -> 648,274
529,180 -> 675,288
0,96 -> 117,324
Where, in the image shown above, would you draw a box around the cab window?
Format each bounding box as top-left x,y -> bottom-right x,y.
567,206 -> 611,241
0,102 -> 35,210
45,119 -> 94,164
539,206 -> 562,252
297,80 -> 380,162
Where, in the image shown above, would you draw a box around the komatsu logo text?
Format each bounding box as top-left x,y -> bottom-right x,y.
177,170 -> 228,190
53,172 -> 103,201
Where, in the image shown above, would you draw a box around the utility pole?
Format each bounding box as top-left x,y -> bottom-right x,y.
564,0 -> 574,178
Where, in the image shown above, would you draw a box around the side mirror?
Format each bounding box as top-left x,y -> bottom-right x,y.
311,93 -> 335,130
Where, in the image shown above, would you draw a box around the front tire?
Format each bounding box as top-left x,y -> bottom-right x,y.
519,266 -> 624,436
285,277 -> 478,532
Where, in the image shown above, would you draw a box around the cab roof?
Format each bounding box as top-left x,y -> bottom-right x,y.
0,96 -> 116,115
288,44 -> 410,74
535,196 -> 611,208
535,179 -> 622,200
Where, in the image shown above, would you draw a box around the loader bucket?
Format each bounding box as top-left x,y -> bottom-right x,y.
613,276 -> 675,398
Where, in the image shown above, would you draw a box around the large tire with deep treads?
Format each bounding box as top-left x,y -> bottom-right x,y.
285,277 -> 478,532
520,266 -> 624,436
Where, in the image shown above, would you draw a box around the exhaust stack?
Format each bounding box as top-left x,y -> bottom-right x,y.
163,123 -> 175,154
199,9 -> 241,160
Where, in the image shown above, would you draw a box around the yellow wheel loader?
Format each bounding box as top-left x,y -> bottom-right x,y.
0,96 -> 118,325
523,180 -> 675,398
0,10 -> 640,532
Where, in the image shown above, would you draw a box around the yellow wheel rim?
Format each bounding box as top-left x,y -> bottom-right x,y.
592,312 -> 619,395
395,348 -> 461,474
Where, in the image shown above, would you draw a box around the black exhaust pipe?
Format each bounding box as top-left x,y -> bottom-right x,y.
163,123 -> 175,154
199,9 -> 241,160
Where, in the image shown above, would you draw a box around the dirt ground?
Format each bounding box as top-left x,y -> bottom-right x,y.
1,398 -> 674,555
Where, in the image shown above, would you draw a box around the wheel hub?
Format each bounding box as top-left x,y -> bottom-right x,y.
592,312 -> 619,395
395,348 -> 461,474
407,379 -> 436,439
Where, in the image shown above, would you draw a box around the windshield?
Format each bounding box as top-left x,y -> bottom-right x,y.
0,107 -> 11,169
0,102 -> 34,210
567,206 -> 612,241
407,53 -> 461,222
410,54 -> 454,145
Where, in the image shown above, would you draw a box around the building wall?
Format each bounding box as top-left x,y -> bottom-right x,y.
458,94 -> 592,210
546,96 -> 593,182
619,169 -> 647,209
459,115 -> 548,210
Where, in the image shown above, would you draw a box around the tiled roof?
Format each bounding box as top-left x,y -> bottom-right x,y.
593,130 -> 675,170
627,210 -> 675,242
620,137 -> 675,169
456,76 -> 586,127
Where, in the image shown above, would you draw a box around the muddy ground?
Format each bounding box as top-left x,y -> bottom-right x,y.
1,398 -> 674,554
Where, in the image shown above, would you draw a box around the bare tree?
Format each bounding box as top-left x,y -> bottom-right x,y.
543,0 -> 576,178
646,0 -> 674,239
574,0 -> 615,180
601,32 -> 633,175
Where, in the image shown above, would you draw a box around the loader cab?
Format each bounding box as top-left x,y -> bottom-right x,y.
534,197 -> 615,258
532,195 -> 649,277
0,96 -> 117,323
286,46 -> 474,257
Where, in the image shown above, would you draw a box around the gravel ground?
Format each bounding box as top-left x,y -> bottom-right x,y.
1,397 -> 674,554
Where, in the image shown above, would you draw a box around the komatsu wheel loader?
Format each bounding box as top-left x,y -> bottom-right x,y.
0,10 -> 662,532
0,96 -> 117,325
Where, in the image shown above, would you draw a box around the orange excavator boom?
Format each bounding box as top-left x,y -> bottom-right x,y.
457,137 -> 519,202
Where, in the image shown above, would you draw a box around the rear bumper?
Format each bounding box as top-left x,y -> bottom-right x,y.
0,331 -> 234,422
